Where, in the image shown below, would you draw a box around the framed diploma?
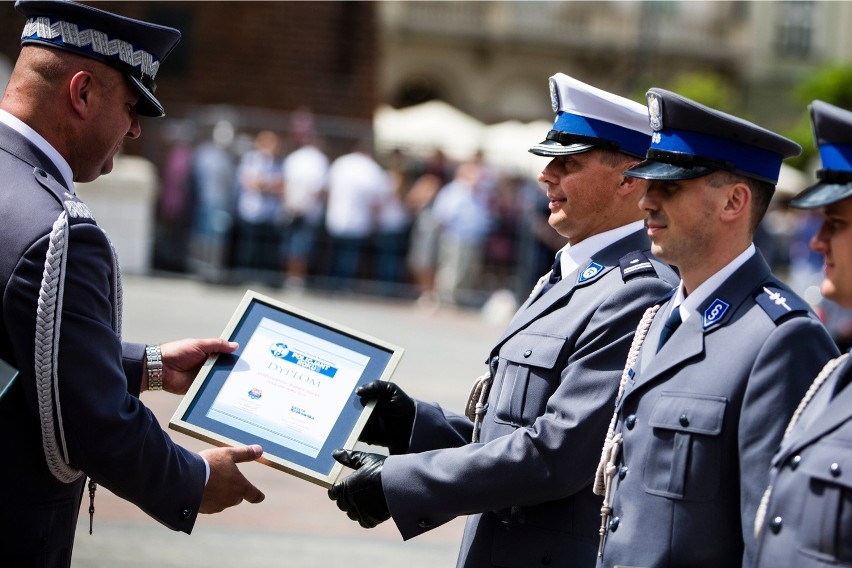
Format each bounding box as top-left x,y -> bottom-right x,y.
169,290 -> 404,488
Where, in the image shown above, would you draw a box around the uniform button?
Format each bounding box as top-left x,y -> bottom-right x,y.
769,516 -> 783,534
625,415 -> 637,430
181,508 -> 192,520
789,455 -> 801,470
523,350 -> 532,358
609,516 -> 620,532
417,518 -> 433,529
618,466 -> 629,480
36,168 -> 47,178
679,413 -> 690,427
541,554 -> 552,566
830,463 -> 842,477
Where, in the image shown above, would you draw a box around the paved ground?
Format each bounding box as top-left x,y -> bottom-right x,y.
71,275 -> 507,567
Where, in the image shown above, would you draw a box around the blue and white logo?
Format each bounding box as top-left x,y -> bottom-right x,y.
578,261 -> 604,283
270,342 -> 338,378
703,298 -> 730,329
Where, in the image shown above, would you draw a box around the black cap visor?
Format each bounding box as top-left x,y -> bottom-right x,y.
623,149 -> 734,181
528,139 -> 595,157
623,159 -> 715,181
129,75 -> 164,117
790,169 -> 852,208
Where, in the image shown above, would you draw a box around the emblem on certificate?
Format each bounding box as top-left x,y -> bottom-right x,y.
169,290 -> 404,488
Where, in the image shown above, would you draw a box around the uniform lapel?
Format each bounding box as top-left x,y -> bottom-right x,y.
494,229 -> 650,353
629,251 -> 772,394
779,358 -> 852,458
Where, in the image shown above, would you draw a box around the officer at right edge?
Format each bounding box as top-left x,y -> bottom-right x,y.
753,100 -> 852,567
593,89 -> 839,567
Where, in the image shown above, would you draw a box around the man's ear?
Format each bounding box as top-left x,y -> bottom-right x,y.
68,71 -> 93,119
616,167 -> 645,197
721,180 -> 751,223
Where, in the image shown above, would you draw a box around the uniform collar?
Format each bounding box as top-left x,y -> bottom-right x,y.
669,243 -> 756,323
558,220 -> 645,276
0,109 -> 74,192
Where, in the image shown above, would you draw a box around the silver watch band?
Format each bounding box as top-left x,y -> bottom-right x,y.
145,344 -> 163,391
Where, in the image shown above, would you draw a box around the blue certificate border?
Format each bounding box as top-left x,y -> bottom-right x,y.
176,296 -> 395,478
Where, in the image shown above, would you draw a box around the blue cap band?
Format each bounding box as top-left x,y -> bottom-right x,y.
553,112 -> 650,158
651,128 -> 784,182
819,143 -> 852,171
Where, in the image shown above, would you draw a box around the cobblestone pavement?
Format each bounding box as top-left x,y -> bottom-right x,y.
71,275 -> 506,568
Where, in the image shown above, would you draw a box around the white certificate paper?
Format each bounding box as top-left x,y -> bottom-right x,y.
207,316 -> 369,458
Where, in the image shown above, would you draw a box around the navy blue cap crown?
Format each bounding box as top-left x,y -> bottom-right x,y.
15,0 -> 181,117
790,101 -> 852,209
625,88 -> 801,184
529,73 -> 651,159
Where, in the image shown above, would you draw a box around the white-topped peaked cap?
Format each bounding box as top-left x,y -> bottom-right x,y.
529,73 -> 652,159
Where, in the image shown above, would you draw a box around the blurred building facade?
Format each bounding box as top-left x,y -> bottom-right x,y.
380,1 -> 852,131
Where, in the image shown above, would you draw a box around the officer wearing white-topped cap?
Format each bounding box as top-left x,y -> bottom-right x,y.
753,100 -> 852,567
593,89 -> 839,567
0,2 -> 265,566
326,73 -> 678,567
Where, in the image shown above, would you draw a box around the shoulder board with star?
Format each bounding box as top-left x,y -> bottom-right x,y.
754,284 -> 811,324
619,250 -> 658,281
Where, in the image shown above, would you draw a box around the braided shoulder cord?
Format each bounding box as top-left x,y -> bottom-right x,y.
107,234 -> 122,339
593,303 -> 661,558
35,211 -> 82,483
753,351 -> 850,538
594,304 -> 661,495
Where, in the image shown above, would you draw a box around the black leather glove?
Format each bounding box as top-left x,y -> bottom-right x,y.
328,449 -> 390,529
357,380 -> 415,454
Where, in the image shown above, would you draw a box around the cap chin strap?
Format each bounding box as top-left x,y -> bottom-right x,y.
817,168 -> 852,183
645,148 -> 735,172
545,130 -> 619,151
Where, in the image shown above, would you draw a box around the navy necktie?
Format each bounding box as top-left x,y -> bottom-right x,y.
657,307 -> 682,352
539,251 -> 563,297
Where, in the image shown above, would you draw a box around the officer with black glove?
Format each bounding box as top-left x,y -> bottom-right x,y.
327,380 -> 415,528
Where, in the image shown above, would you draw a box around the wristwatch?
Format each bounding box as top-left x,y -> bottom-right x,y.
145,344 -> 163,391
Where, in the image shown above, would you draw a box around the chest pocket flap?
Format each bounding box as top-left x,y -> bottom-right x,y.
500,332 -> 565,369
649,392 -> 727,435
798,444 -> 852,488
644,392 -> 727,500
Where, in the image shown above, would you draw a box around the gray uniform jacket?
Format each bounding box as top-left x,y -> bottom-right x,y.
753,353 -> 852,567
0,123 -> 206,567
381,229 -> 679,568
598,252 -> 839,568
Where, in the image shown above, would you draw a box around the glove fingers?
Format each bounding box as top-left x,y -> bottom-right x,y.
332,448 -> 365,469
356,380 -> 399,403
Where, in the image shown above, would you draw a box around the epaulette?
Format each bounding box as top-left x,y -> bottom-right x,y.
619,250 -> 657,281
754,284 -> 811,324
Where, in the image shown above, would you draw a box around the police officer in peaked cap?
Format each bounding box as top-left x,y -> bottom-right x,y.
753,100 -> 852,567
327,73 -> 679,567
0,2 -> 264,566
594,88 -> 838,567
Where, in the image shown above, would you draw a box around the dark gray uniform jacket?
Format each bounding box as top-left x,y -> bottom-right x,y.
598,252 -> 839,568
381,229 -> 679,568
0,123 -> 206,567
753,352 -> 852,567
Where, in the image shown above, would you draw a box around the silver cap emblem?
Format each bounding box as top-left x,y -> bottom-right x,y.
549,77 -> 560,113
647,93 -> 663,131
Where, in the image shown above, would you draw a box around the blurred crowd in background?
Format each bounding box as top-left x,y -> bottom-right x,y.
151,110 -> 565,313
148,110 -> 852,349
